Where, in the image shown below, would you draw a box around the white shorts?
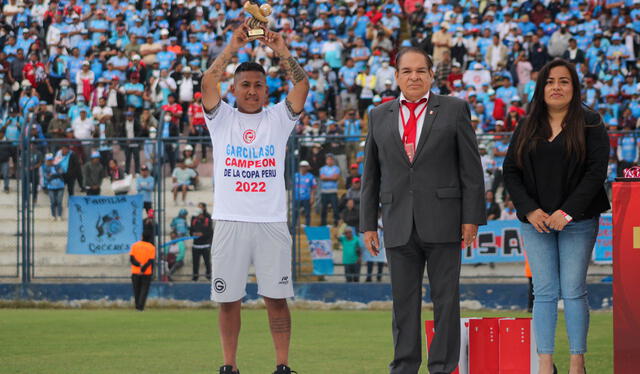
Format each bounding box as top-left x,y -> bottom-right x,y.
210,220 -> 294,302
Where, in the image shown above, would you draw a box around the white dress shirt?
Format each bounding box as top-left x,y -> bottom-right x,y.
398,91 -> 431,144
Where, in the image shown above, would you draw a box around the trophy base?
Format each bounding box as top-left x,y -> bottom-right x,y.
247,29 -> 265,39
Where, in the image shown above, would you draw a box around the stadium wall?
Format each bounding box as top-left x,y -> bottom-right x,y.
0,283 -> 613,310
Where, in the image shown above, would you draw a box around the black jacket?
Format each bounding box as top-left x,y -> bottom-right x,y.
503,108 -> 610,223
190,213 -> 213,246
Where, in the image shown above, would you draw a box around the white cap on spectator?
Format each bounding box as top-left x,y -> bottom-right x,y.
82,60 -> 90,66
132,54 -> 141,61
299,160 -> 310,167
183,66 -> 191,73
184,144 -> 193,151
22,79 -> 31,87
160,28 -> 169,35
385,79 -> 392,85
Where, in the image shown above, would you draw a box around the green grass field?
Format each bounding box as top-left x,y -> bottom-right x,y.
0,308 -> 612,374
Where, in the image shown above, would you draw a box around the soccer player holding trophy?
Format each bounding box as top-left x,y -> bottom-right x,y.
200,2 -> 309,373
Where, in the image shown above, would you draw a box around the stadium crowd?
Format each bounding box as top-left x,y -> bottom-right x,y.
0,0 -> 639,267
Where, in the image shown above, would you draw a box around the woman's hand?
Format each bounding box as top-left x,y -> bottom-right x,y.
545,210 -> 570,231
526,209 -> 550,233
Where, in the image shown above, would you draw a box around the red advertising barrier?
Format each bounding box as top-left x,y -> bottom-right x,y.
426,318 -> 538,373
613,181 -> 640,373
498,318 -> 538,374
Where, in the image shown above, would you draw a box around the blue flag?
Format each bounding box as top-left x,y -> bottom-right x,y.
304,226 -> 334,275
67,195 -> 144,255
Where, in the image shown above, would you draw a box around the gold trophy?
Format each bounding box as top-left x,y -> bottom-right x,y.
243,1 -> 272,39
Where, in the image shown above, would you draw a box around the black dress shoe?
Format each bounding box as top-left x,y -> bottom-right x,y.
273,364 -> 297,374
219,365 -> 239,374
553,364 -> 557,374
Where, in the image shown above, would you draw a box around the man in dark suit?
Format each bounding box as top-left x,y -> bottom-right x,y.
360,47 -> 486,374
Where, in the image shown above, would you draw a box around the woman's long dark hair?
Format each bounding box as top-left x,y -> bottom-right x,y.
514,59 -> 586,168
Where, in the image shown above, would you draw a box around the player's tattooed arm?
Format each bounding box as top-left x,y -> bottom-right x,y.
284,56 -> 307,85
260,28 -> 309,115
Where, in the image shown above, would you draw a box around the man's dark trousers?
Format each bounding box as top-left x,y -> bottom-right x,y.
386,223 -> 461,374
131,274 -> 152,311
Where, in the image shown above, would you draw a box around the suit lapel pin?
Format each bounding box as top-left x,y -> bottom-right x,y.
429,110 -> 434,115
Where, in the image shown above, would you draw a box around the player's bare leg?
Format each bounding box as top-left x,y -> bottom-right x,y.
264,297 -> 290,366
219,300 -> 242,370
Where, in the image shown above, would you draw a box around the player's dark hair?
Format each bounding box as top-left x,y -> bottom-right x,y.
234,62 -> 266,77
395,47 -> 433,70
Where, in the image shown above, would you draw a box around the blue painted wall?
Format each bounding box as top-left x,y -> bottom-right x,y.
0,283 -> 613,310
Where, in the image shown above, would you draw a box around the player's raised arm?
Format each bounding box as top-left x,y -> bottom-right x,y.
201,22 -> 251,112
261,29 -> 310,115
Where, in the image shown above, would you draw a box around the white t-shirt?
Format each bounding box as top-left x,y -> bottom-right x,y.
205,100 -> 298,223
72,117 -> 95,140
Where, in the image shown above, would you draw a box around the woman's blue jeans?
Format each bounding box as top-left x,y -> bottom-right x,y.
520,218 -> 599,355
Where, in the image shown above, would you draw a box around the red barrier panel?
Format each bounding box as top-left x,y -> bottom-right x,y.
613,181 -> 640,373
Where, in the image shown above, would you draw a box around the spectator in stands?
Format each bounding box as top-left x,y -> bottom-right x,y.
337,226 -> 361,283
54,143 -> 83,196
188,92 -> 209,162
319,153 -> 341,226
171,208 -> 189,238
379,78 -> 399,99
356,65 -> 376,117
122,111 -> 141,175
190,202 -> 213,282
136,165 -> 154,213
82,152 -> 105,196
163,231 -> 185,282
0,129 -> 11,193
71,107 -> 94,143
340,197 -> 360,233
307,143 -> 325,177
54,79 -> 75,114
107,159 -> 127,196
293,160 -> 316,228
486,191 -> 502,221
172,158 -> 197,205
345,163 -> 361,189
2,107 -> 20,171
28,141 -> 43,203
340,109 -> 361,158
500,199 -> 518,220
432,22 -> 451,66
43,153 -> 65,221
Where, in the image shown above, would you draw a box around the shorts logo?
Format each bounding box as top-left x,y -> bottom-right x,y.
214,278 -> 226,293
278,276 -> 289,285
243,129 -> 256,144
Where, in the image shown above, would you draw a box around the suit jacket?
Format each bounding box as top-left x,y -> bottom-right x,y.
360,93 -> 486,248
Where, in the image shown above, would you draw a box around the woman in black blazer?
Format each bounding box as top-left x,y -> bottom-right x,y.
503,59 -> 609,374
